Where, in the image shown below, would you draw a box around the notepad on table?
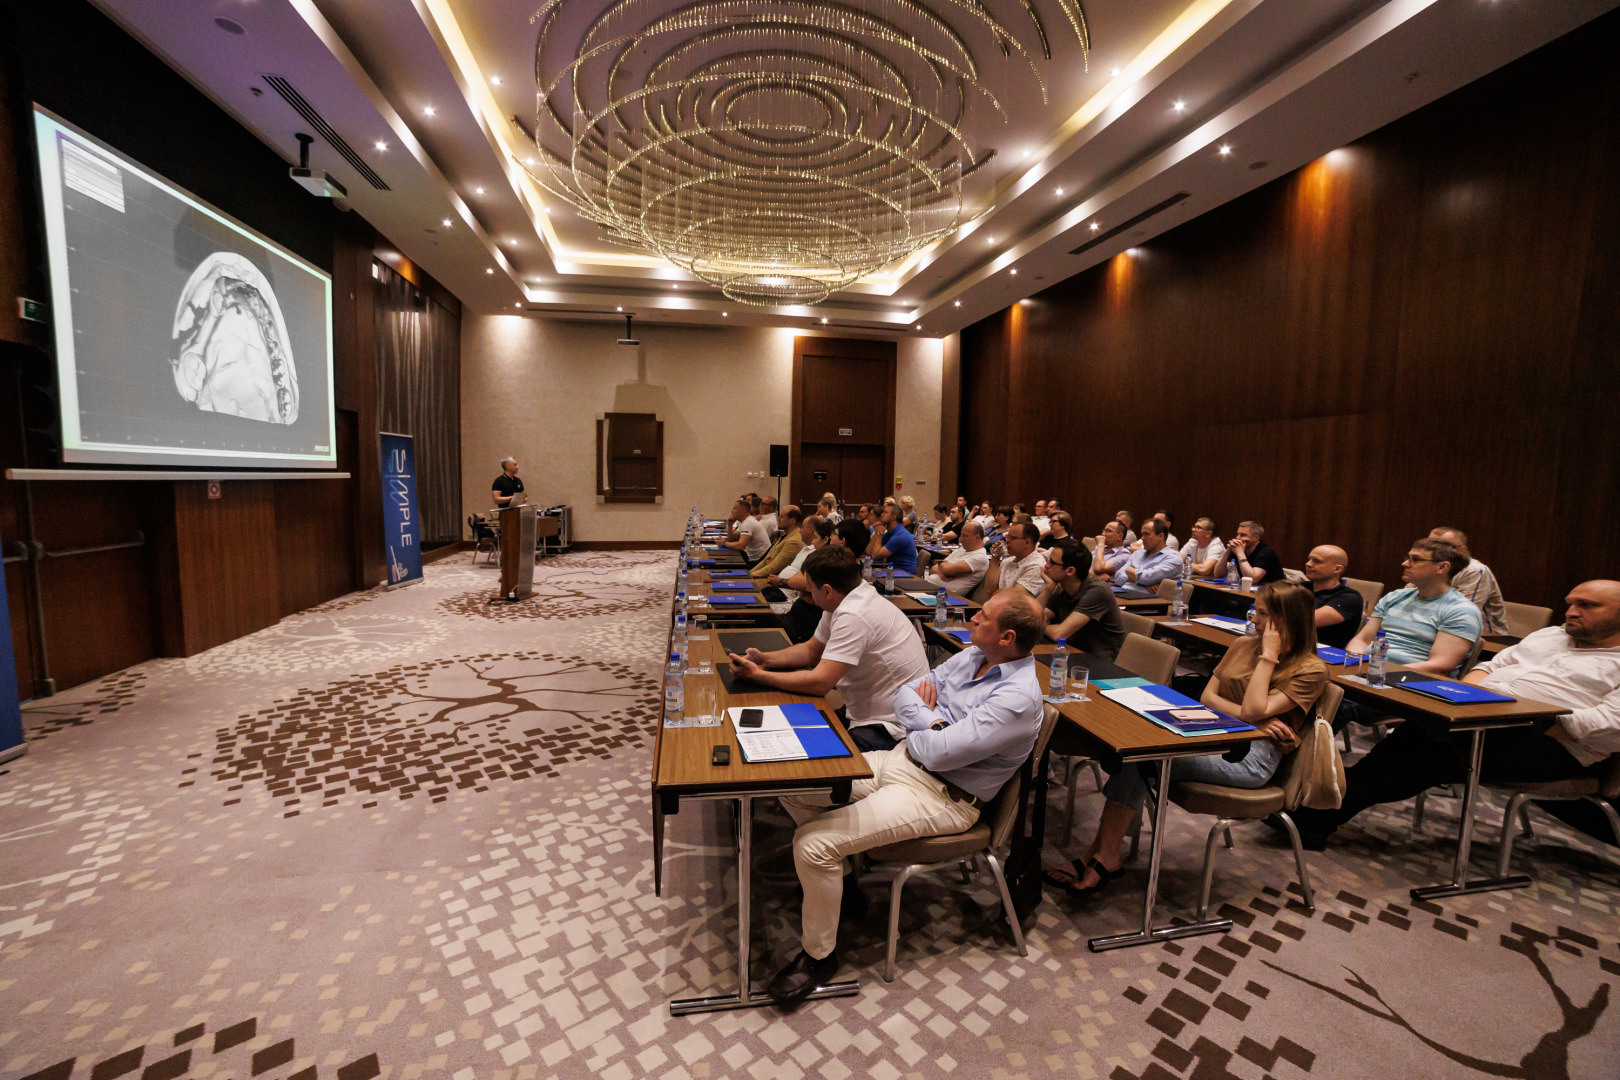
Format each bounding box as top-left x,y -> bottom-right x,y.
1191,615 -> 1248,634
728,703 -> 852,762
704,594 -> 762,605
1100,684 -> 1253,736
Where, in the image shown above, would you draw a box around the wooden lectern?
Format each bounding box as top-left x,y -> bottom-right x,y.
493,504 -> 536,600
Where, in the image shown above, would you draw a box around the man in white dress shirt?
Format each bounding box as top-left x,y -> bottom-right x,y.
728,546 -> 929,754
923,521 -> 991,596
983,520 -> 1047,601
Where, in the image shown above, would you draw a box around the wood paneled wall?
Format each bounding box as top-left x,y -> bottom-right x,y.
791,337 -> 897,507
957,12 -> 1620,610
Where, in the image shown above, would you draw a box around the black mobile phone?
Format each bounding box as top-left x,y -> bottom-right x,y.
739,708 -> 764,728
711,745 -> 731,766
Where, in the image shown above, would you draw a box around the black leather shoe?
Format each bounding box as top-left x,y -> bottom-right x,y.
766,950 -> 839,1007
1264,812 -> 1329,852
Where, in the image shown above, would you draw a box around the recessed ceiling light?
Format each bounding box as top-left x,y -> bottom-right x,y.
987,237 -> 996,245
514,303 -> 520,309
1090,221 -> 1100,231
423,105 -> 436,117
914,324 -> 920,330
820,317 -> 828,324
953,300 -> 961,307
490,76 -> 502,86
1055,187 -> 1063,196
1172,100 -> 1186,112
1021,150 -> 1030,159
1110,67 -> 1121,77
374,141 -> 388,151
1218,144 -> 1232,156
1009,268 -> 1017,275
475,187 -> 485,195
616,306 -> 623,311
442,218 -> 452,227
722,312 -> 728,317
486,268 -> 494,274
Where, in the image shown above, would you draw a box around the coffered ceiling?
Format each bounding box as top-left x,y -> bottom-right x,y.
90,0 -> 1618,335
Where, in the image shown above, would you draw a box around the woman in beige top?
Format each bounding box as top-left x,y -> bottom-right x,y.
1049,580 -> 1330,897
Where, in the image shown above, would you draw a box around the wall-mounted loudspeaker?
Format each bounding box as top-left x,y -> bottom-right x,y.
769,444 -> 789,477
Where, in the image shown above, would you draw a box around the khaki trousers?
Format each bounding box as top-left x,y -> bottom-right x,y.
781,748 -> 980,960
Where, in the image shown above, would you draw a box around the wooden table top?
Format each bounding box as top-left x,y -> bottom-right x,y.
1188,579 -> 1258,603
1117,595 -> 1171,613
1147,616 -> 1566,730
652,627 -> 872,797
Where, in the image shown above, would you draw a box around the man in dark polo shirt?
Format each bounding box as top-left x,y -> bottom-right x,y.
1040,537 -> 1127,660
1304,544 -> 1365,649
491,457 -> 525,507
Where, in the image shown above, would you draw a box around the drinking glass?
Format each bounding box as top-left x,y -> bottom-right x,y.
690,683 -> 720,727
1068,665 -> 1091,702
691,612 -> 710,640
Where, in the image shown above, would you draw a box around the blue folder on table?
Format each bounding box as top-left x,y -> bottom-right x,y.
779,702 -> 852,759
1196,579 -> 1237,587
707,570 -> 749,578
690,558 -> 716,566
1387,672 -> 1516,704
710,581 -> 756,591
1317,646 -> 1352,665
940,627 -> 972,643
910,593 -> 969,607
705,594 -> 762,605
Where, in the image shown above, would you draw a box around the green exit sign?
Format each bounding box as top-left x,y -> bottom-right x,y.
17,298 -> 45,322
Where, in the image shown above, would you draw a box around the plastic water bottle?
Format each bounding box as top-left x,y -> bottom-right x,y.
1226,560 -> 1240,588
934,585 -> 948,627
674,612 -> 688,659
861,553 -> 873,584
664,653 -> 684,723
1368,631 -> 1388,687
677,558 -> 689,595
1181,553 -> 1192,581
1048,639 -> 1068,702
1244,607 -> 1258,636
1171,579 -> 1188,622
675,589 -> 688,620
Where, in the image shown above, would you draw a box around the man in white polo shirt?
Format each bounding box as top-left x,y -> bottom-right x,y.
923,520 -> 991,596
982,520 -> 1047,602
727,546 -> 929,753
720,497 -> 772,566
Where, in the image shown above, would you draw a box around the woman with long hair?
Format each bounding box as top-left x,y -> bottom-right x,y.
1049,580 -> 1330,897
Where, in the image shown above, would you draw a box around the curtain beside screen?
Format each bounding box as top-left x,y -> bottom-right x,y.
374,263 -> 461,545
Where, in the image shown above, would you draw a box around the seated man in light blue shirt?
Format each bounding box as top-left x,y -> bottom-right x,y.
767,589 -> 1047,1006
1112,517 -> 1181,598
1090,519 -> 1131,580
1332,536 -> 1484,732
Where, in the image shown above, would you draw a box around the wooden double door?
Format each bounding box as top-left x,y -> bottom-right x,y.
791,338 -> 896,509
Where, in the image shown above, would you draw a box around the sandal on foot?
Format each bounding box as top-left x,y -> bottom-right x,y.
1061,858 -> 1123,900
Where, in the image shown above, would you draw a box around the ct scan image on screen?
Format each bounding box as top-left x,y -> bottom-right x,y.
34,107 -> 336,469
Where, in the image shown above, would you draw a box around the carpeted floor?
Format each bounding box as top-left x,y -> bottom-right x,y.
2,551 -> 1617,1080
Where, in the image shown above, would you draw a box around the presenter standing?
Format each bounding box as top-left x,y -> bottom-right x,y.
492,457 -> 525,507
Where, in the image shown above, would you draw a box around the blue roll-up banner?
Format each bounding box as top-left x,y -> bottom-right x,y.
0,536 -> 26,764
381,432 -> 424,589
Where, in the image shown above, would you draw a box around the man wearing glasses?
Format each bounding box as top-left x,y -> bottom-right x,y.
1331,536 -> 1483,731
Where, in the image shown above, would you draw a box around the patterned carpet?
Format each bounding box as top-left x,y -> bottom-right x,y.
2,551 -> 1617,1080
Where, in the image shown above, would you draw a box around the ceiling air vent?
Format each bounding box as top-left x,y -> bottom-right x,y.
1068,191 -> 1190,256
262,75 -> 390,191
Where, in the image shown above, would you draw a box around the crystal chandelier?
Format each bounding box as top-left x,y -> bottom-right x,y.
528,0 -> 1089,305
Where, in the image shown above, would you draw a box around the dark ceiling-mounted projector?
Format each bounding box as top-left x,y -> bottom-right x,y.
617,313 -> 638,346
290,133 -> 347,198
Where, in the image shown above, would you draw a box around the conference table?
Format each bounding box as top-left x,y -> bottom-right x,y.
1147,615 -> 1571,902
926,623 -> 1269,951
652,592 -> 870,1015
